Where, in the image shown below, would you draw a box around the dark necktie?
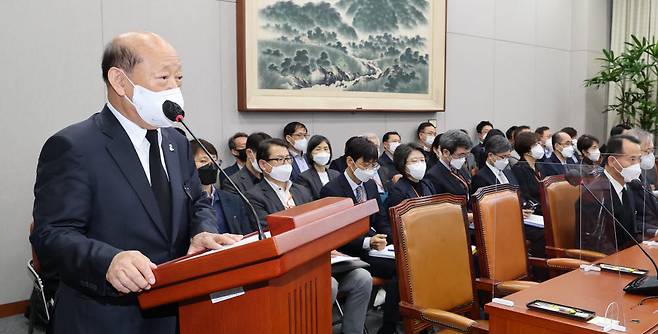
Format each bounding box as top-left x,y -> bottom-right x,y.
620,187 -> 636,240
146,130 -> 172,237
356,184 -> 366,203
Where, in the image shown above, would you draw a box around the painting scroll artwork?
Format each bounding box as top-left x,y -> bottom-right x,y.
238,0 -> 446,112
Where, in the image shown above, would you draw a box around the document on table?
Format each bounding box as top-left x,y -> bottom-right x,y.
331,255 -> 362,265
181,231 -> 271,262
368,244 -> 395,259
523,214 -> 544,228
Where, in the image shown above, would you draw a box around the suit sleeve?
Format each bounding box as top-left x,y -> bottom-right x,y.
221,174 -> 239,194
183,140 -> 219,237
319,183 -> 368,257
30,134 -> 122,297
245,190 -> 269,229
470,173 -> 485,196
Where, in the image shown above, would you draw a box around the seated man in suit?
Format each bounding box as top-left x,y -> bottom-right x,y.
425,129 -> 473,199
192,139 -> 254,235
379,131 -> 401,177
472,120 -> 493,169
470,135 -> 519,195
329,136 -> 359,173
416,122 -> 437,160
283,121 -> 311,181
576,135 -> 643,254
320,137 -> 399,334
561,126 -> 581,164
363,133 -> 394,205
222,132 -> 271,194
535,126 -> 552,159
246,138 -> 372,334
542,131 -> 577,176
221,132 -> 248,181
296,135 -> 341,200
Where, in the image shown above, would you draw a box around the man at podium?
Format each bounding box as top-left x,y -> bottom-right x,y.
30,32 -> 240,334
246,138 -> 373,334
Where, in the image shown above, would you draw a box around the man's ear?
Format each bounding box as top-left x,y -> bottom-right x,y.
107,67 -> 129,97
258,160 -> 268,173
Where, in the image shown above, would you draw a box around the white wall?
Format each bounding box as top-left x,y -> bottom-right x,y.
0,0 -> 610,305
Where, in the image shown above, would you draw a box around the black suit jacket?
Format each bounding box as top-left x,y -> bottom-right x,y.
425,161 -> 471,198
222,165 -> 261,195
542,154 -> 575,177
511,160 -> 544,214
30,106 -> 217,334
576,174 -> 637,254
629,180 -> 658,237
319,174 -> 391,256
329,155 -> 348,173
470,165 -> 519,196
296,168 -> 340,200
378,152 -> 395,177
387,177 -> 435,209
215,189 -> 254,235
471,143 -> 486,169
245,179 -> 314,228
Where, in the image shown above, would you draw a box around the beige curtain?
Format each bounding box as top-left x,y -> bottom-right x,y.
608,0 -> 658,131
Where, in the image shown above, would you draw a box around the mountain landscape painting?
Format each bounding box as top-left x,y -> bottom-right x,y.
239,0 -> 446,112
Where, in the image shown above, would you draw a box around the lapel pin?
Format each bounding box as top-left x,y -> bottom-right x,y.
169,144 -> 175,152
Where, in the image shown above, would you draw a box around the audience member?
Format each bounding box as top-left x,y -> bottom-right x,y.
600,123 -> 632,153
417,122 -> 437,156
329,136 -> 359,173
224,132 -> 248,177
628,128 -> 657,190
379,131 -> 401,177
425,130 -> 473,198
470,135 -> 519,195
535,126 -> 552,158
542,131 -> 576,176
471,121 -> 493,171
387,143 -> 435,209
222,132 -> 271,194
296,135 -> 340,200
283,122 -> 311,181
509,125 -> 531,166
576,135 -> 602,176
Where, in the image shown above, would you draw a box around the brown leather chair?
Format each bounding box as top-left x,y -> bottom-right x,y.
540,175 -> 606,262
389,194 -> 488,334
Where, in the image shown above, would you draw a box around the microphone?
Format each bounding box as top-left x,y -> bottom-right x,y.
565,169 -> 658,295
162,100 -> 266,240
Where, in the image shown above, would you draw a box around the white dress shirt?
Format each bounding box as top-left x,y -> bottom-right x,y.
318,170 -> 330,186
107,102 -> 168,184
486,162 -> 509,184
290,149 -> 310,173
343,171 -> 373,250
603,169 -> 625,204
264,177 -> 296,209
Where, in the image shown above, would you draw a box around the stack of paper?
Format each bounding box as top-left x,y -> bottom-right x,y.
523,214 -> 544,228
369,244 -> 395,259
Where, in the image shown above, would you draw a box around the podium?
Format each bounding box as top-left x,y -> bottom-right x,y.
138,197 -> 378,334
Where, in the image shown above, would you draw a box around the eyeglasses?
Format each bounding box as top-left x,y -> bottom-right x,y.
406,158 -> 426,164
267,156 -> 293,164
356,161 -> 380,170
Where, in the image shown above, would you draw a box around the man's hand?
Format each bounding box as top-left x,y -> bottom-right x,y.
522,209 -> 533,219
187,232 -> 244,255
370,234 -> 387,251
106,251 -> 156,294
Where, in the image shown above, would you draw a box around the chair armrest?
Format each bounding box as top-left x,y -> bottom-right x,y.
528,256 -> 547,268
420,308 -> 485,333
474,277 -> 498,292
564,249 -> 607,262
546,258 -> 589,271
495,280 -> 538,296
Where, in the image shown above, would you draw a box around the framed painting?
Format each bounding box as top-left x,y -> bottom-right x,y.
237,0 -> 446,112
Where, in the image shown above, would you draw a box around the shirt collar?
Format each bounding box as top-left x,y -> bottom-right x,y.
486,161 -> 499,175
439,158 -> 451,170
289,148 -> 301,157
264,177 -> 292,193
604,169 -> 625,200
343,170 -> 361,191
106,102 -> 151,148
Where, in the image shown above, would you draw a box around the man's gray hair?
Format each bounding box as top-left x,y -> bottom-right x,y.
439,129 -> 472,154
628,128 -> 654,147
485,134 -> 512,155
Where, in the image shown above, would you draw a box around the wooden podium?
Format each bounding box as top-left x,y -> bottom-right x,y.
138,197 -> 378,334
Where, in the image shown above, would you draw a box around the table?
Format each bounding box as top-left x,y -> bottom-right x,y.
486,243 -> 658,333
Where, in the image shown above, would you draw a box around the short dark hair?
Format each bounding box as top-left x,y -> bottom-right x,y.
551,131 -> 568,150
345,137 -> 378,163
283,122 -> 307,138
439,129 -> 472,154
610,123 -> 632,137
561,127 -> 578,138
535,126 -> 550,136
514,131 -> 539,156
228,132 -> 248,150
506,126 -> 518,140
417,122 -> 436,136
257,138 -> 289,163
101,41 -> 143,83
189,138 -> 218,158
482,129 -> 505,146
393,143 -> 425,176
344,136 -> 360,151
476,121 -> 494,134
431,133 -> 444,150
604,134 -> 640,165
513,125 -> 531,140
382,131 -> 400,143
576,134 -> 599,155
305,135 -> 332,165
485,135 -> 512,155
246,132 -> 272,152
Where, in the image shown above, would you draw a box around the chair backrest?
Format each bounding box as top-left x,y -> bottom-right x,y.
389,194 -> 476,312
471,184 -> 528,282
539,175 -> 580,251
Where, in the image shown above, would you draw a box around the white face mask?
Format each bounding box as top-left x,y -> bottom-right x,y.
388,142 -> 401,154
530,144 -> 545,160
352,165 -> 377,183
251,158 -> 262,173
613,157 -> 642,182
407,162 -> 426,180
545,138 -> 553,152
424,135 -> 435,147
450,157 -> 466,170
571,138 -> 578,146
313,152 -> 331,166
560,145 -> 575,159
493,157 -> 509,171
641,153 -> 656,170
267,163 -> 293,183
292,138 -> 308,152
122,72 -> 184,128
587,149 -> 601,162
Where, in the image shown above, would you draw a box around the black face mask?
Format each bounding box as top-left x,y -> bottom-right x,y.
197,163 -> 219,185
234,149 -> 248,163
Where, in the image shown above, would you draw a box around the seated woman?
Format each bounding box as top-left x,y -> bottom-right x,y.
511,131 -> 547,257
296,135 -> 340,200
576,134 -> 602,176
387,143 -> 435,209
